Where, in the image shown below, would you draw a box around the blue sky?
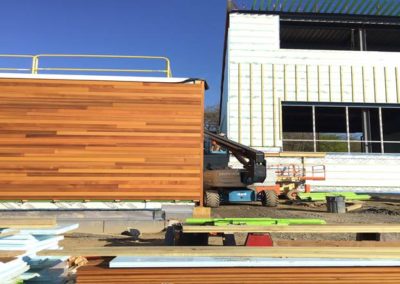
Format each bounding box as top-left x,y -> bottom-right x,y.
0,0 -> 227,106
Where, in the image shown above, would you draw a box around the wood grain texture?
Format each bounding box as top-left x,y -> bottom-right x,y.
182,224 -> 400,233
38,246 -> 400,258
0,218 -> 56,227
0,78 -> 204,201
76,257 -> 400,284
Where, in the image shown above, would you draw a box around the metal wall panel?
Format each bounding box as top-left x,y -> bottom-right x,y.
222,13 -> 400,151
229,154 -> 400,193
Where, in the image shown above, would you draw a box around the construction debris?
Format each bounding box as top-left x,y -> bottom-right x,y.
0,222 -> 78,283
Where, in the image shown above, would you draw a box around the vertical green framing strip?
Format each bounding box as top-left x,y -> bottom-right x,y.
396,67 -> 400,103
373,66 -> 377,103
279,98 -> 282,143
283,64 -> 287,101
362,66 -> 366,102
351,66 -> 355,102
384,66 -> 388,103
340,65 -> 343,102
238,63 -> 242,143
328,65 -> 332,102
272,64 -> 276,147
249,63 -> 253,146
295,64 -> 298,101
317,65 -> 321,101
261,64 -> 265,147
306,65 -> 309,102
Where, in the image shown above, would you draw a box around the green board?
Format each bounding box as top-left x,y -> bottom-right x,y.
298,192 -> 371,201
185,217 -> 326,226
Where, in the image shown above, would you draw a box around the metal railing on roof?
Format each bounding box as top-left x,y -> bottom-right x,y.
0,54 -> 172,77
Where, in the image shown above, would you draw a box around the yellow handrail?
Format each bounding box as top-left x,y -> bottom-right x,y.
0,54 -> 172,77
0,54 -> 34,72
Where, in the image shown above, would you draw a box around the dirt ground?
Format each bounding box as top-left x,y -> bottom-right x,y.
61,194 -> 400,249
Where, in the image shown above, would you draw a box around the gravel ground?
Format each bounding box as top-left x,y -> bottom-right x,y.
62,194 -> 400,248
211,194 -> 400,243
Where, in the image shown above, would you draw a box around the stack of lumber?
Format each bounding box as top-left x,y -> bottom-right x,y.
181,223 -> 400,233
40,246 -> 400,259
40,245 -> 400,283
0,218 -> 78,283
184,217 -> 327,226
76,258 -> 400,284
63,223 -> 400,283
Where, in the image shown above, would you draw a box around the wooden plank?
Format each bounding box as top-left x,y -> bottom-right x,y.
192,207 -> 211,218
0,218 -> 56,228
182,224 -> 400,233
75,258 -> 400,284
275,240 -> 400,247
0,251 -> 24,258
38,246 -> 400,259
0,78 -> 205,201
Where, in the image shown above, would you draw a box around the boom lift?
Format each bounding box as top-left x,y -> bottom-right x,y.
203,130 -> 278,208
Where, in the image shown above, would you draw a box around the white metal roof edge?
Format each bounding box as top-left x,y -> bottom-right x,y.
0,72 -> 192,83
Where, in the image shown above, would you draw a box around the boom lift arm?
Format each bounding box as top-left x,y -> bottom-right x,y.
204,130 -> 266,184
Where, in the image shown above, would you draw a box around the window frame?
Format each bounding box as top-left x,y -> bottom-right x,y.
282,102 -> 400,153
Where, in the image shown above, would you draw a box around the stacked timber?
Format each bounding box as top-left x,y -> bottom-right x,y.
0,218 -> 78,283
0,76 -> 205,201
67,222 -> 400,283
76,257 -> 400,284
38,244 -> 400,283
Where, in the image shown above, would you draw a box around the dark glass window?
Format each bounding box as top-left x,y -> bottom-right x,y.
280,26 -> 354,50
280,22 -> 400,52
315,107 -> 347,152
382,108 -> 400,153
282,104 -> 400,153
282,106 -> 313,151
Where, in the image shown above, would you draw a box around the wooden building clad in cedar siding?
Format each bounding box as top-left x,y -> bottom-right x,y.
0,77 -> 204,201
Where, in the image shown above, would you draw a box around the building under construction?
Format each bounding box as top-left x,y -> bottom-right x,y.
220,0 -> 400,193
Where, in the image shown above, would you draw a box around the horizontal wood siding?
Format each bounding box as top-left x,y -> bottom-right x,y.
0,78 -> 204,201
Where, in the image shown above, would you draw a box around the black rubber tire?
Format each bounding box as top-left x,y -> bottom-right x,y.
204,190 -> 220,208
164,225 -> 177,246
262,190 -> 278,207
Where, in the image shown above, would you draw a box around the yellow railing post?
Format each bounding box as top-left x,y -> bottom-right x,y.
165,58 -> 172,78
31,55 -> 39,74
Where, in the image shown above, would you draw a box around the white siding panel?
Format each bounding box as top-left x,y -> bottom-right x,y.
306,155 -> 400,190
226,13 -> 400,151
363,66 -> 375,103
229,14 -> 279,52
386,66 -> 397,103
352,66 -> 364,103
